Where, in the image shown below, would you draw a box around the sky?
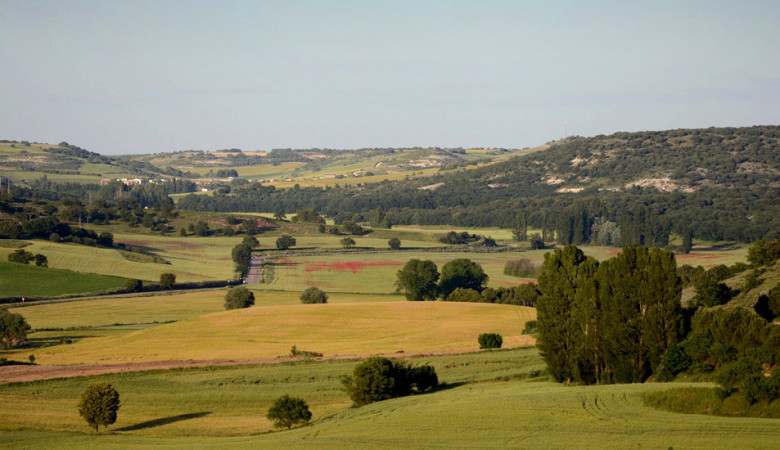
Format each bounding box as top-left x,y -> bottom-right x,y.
1,0 -> 779,154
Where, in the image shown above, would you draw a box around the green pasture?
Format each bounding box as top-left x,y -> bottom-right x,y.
0,235 -> 239,283
0,261 -> 126,298
0,349 -> 544,438
2,351 -> 778,447
18,302 -> 535,364
259,249 -> 550,293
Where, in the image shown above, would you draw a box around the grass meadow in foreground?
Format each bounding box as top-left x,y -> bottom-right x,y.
0,348 -> 544,438
0,261 -> 126,298
15,302 -> 536,364
2,359 -> 778,448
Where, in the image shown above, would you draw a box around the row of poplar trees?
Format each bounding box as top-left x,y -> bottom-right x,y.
536,245 -> 683,384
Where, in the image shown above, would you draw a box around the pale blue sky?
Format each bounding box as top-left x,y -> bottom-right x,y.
1,0 -> 778,154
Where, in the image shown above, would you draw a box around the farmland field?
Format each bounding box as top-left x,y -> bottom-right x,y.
259,250 -> 549,293
0,236 -> 239,283
0,261 -> 126,298
1,353 -> 778,447
16,301 -> 536,364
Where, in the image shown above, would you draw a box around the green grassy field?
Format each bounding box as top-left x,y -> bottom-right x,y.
0,236 -> 239,283
0,261 -> 126,298
258,250 -> 549,293
1,350 -> 778,447
15,301 -> 535,365
0,348 -> 544,438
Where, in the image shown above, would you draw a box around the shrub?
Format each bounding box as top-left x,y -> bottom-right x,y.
300,287 -> 328,304
388,238 -> 401,250
529,233 -> 545,249
522,320 -> 538,335
124,279 -> 143,292
33,253 -> 48,267
225,286 -> 255,310
656,344 -> 692,381
503,259 -> 539,277
340,237 -> 356,248
478,333 -> 503,349
266,395 -> 312,429
78,382 -> 120,432
159,273 -> 176,289
7,249 -> 34,264
445,288 -> 481,303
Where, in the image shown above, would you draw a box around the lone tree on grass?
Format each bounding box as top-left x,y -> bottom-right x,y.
340,237 -> 356,248
225,286 -> 255,310
159,272 -> 176,289
388,238 -> 401,250
0,309 -> 31,349
78,382 -> 120,433
300,287 -> 328,304
396,259 -> 439,301
276,234 -> 296,250
266,394 -> 312,429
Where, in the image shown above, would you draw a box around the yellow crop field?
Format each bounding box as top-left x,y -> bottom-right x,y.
24,302 -> 536,364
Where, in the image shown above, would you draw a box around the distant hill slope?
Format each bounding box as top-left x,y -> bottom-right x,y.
461,125 -> 780,194
0,140 -> 178,183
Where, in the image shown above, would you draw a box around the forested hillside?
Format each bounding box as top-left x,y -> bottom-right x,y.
177,126 -> 780,243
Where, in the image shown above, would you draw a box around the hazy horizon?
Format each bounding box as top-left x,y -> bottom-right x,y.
2,0 -> 779,154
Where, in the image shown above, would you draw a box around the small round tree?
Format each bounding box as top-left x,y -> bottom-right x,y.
125,278 -> 143,292
340,237 -> 356,248
225,286 -> 255,310
159,272 -> 176,289
276,235 -> 296,250
266,394 -> 312,429
388,238 -> 401,250
478,333 -> 503,349
300,287 -> 328,304
0,309 -> 31,349
78,382 -> 120,433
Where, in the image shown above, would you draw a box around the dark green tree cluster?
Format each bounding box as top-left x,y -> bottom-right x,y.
342,357 -> 438,406
747,238 -> 780,266
754,287 -> 780,322
292,208 -> 325,224
7,249 -> 47,267
0,309 -> 31,348
536,245 -> 683,384
438,231 -> 480,245
444,284 -> 539,307
395,258 -> 489,301
655,306 -> 780,405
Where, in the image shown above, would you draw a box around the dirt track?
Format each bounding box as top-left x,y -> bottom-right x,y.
0,350 -> 469,384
